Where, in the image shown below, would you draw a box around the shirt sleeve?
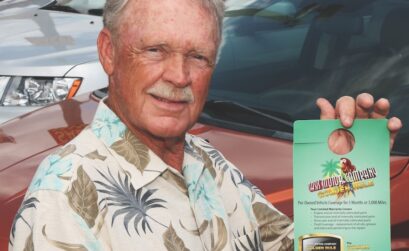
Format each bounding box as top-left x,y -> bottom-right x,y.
227,160 -> 294,251
251,190 -> 294,250
9,189 -> 104,251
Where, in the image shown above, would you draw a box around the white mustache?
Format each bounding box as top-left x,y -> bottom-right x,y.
147,83 -> 194,103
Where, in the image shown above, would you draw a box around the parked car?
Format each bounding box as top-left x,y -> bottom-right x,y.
0,0 -> 107,124
1,0 -> 409,250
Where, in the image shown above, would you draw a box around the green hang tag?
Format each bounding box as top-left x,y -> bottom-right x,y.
293,119 -> 390,251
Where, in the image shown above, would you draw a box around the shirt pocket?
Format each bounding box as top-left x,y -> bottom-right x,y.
232,228 -> 264,251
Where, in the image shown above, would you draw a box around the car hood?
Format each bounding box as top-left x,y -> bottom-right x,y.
0,92 -> 98,200
0,7 -> 102,76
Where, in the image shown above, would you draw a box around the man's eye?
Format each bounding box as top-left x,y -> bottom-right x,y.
147,47 -> 160,53
189,54 -> 211,67
144,47 -> 165,59
193,54 -> 205,60
193,54 -> 209,62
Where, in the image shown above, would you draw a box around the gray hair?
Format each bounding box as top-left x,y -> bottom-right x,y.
103,0 -> 225,42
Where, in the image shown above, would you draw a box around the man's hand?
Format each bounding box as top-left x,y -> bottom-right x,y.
316,93 -> 402,151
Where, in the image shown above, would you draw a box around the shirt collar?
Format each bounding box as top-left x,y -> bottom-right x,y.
90,98 -> 127,147
89,99 -> 205,190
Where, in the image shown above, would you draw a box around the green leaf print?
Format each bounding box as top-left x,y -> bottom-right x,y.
161,169 -> 187,195
66,166 -> 99,228
94,206 -> 108,237
179,219 -> 209,236
252,202 -> 292,242
111,129 -> 150,173
10,197 -> 39,246
211,216 -> 228,251
42,225 -> 88,251
163,223 -> 190,251
95,168 -> 167,236
192,144 -> 216,178
200,143 -> 230,172
56,144 -> 77,158
278,236 -> 294,251
233,228 -> 263,251
23,231 -> 34,251
85,150 -> 107,161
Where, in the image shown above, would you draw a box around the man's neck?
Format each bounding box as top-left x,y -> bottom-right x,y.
129,128 -> 186,172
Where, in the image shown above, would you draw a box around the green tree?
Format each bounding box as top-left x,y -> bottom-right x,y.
321,159 -> 340,177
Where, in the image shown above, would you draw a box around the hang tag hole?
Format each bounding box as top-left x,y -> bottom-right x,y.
328,128 -> 355,155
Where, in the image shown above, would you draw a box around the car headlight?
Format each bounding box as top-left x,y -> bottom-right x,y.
0,76 -> 82,106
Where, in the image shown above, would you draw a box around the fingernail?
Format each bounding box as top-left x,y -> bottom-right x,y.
344,118 -> 352,127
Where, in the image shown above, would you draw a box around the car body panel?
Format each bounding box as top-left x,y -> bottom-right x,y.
0,106 -> 37,126
0,92 -> 97,172
391,161 -> 409,225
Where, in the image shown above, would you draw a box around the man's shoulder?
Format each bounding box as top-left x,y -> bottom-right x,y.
185,133 -> 224,157
186,133 -> 235,172
26,127 -> 105,195
185,133 -> 219,148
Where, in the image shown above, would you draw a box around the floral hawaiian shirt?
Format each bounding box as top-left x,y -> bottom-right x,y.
9,100 -> 294,251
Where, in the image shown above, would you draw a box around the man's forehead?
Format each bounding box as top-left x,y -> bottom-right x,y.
122,0 -> 219,33
137,37 -> 216,54
123,0 -> 214,20
118,0 -> 218,52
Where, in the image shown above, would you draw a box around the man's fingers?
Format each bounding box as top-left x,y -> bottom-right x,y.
371,98 -> 390,119
335,96 -> 355,128
316,98 -> 336,119
355,93 -> 374,118
317,94 -> 401,151
388,117 -> 402,150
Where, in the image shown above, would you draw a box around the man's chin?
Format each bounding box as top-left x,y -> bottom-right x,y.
147,125 -> 190,140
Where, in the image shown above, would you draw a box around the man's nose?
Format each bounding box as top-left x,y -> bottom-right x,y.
163,54 -> 191,87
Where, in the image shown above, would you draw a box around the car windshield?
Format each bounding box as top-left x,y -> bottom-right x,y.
93,0 -> 409,154
209,0 -> 409,154
41,0 -> 105,15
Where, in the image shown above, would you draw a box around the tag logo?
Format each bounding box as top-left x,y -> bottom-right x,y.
299,233 -> 343,251
308,158 -> 377,199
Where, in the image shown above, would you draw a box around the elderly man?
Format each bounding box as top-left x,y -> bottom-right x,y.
9,0 -> 401,250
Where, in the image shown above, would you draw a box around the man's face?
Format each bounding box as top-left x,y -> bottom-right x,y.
106,0 -> 218,138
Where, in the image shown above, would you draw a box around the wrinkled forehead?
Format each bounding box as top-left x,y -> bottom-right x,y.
116,0 -> 219,50
121,1 -> 218,35
119,0 -> 217,20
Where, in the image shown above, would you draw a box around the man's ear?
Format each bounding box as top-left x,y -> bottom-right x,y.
97,28 -> 115,75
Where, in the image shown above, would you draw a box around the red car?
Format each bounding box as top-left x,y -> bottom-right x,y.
1,0 -> 409,250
